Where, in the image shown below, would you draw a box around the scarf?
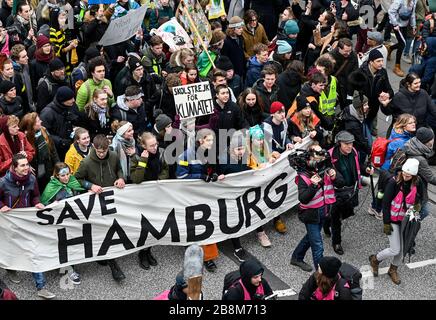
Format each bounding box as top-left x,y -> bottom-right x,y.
35,48 -> 54,63
92,102 -> 107,128
40,175 -> 85,205
16,15 -> 29,26
111,134 -> 135,180
35,130 -> 49,163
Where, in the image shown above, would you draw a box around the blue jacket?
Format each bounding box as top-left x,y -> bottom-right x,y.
246,56 -> 263,88
381,130 -> 414,170
176,148 -> 205,180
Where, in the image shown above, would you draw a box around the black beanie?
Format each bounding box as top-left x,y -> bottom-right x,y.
49,58 -> 65,72
318,256 -> 342,278
296,95 -> 311,112
85,47 -> 100,63
215,56 -> 234,71
368,49 -> 384,62
128,55 -> 142,72
416,127 -> 435,144
0,80 -> 16,94
56,86 -> 75,103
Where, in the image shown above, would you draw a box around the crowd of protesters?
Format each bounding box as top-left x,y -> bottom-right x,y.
0,0 -> 435,300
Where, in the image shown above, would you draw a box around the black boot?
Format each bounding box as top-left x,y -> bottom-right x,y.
138,250 -> 150,270
145,248 -> 158,267
107,259 -> 126,281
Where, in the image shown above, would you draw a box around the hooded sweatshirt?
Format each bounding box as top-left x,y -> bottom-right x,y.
223,259 -> 273,300
74,147 -> 124,189
404,137 -> 436,185
246,56 -> 264,88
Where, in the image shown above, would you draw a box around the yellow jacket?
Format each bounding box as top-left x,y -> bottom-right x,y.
64,143 -> 84,174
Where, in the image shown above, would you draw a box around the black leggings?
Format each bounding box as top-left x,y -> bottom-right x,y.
391,27 -> 408,64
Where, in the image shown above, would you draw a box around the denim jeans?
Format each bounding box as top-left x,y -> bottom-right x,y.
32,272 -> 46,290
292,208 -> 326,269
420,202 -> 432,220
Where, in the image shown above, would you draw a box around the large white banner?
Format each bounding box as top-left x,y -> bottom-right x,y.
99,5 -> 148,46
0,142 -> 312,272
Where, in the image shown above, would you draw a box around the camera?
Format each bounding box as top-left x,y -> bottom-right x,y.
288,148 -> 332,178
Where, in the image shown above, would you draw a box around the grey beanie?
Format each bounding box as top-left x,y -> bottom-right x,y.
416,127 -> 434,144
155,113 -> 173,132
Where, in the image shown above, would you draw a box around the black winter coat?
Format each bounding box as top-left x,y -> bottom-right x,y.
253,79 -> 279,116
329,48 -> 358,108
244,0 -> 287,40
210,99 -> 248,132
0,96 -> 24,119
0,1 -> 11,26
381,86 -> 436,129
39,98 -> 81,159
357,62 -> 394,121
343,105 -> 371,155
241,104 -> 265,127
110,100 -> 149,137
221,36 -> 246,78
277,70 -> 303,109
36,73 -> 70,113
29,59 -> 50,96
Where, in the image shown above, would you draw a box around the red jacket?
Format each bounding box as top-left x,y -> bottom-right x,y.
0,132 -> 35,177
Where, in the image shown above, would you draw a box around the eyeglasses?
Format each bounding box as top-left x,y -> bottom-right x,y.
250,18 -> 258,22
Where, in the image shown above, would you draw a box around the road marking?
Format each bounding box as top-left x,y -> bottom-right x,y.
361,258 -> 436,279
361,267 -> 390,279
406,258 -> 436,269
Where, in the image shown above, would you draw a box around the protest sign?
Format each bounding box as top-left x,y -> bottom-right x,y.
99,4 -> 147,46
172,82 -> 214,119
208,0 -> 226,20
176,0 -> 212,53
151,18 -> 193,52
0,140 -> 313,272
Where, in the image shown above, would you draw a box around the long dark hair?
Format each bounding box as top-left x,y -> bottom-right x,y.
238,88 -> 263,113
315,271 -> 336,295
400,73 -> 420,90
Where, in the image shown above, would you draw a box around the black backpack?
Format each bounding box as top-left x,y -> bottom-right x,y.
222,270 -> 241,297
339,262 -> 362,300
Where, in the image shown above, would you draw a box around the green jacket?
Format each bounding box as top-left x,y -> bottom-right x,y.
74,147 -> 124,189
76,78 -> 114,112
40,176 -> 84,205
197,50 -> 217,78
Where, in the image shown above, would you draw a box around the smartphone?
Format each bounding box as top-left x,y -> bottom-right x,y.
264,292 -> 278,300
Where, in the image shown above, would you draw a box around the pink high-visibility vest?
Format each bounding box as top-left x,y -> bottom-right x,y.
238,279 -> 265,300
390,185 -> 417,222
298,174 -> 336,209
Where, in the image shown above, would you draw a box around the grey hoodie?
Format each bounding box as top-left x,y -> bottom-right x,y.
388,0 -> 417,28
404,137 -> 436,185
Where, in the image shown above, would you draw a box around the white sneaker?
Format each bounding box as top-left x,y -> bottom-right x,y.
7,270 -> 21,284
257,231 -> 272,248
402,55 -> 412,64
37,288 -> 56,299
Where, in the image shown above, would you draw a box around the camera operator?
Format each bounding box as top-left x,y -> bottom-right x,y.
326,131 -> 374,255
290,143 -> 337,272
222,259 -> 273,301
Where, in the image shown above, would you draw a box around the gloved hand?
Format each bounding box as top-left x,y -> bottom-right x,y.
383,223 -> 393,235
209,173 -> 219,182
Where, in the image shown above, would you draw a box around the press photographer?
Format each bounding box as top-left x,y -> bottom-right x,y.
289,143 -> 337,272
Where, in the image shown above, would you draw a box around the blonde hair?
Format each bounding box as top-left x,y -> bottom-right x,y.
7,115 -> 19,127
111,120 -> 129,134
138,131 -> 156,147
393,114 -> 416,133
